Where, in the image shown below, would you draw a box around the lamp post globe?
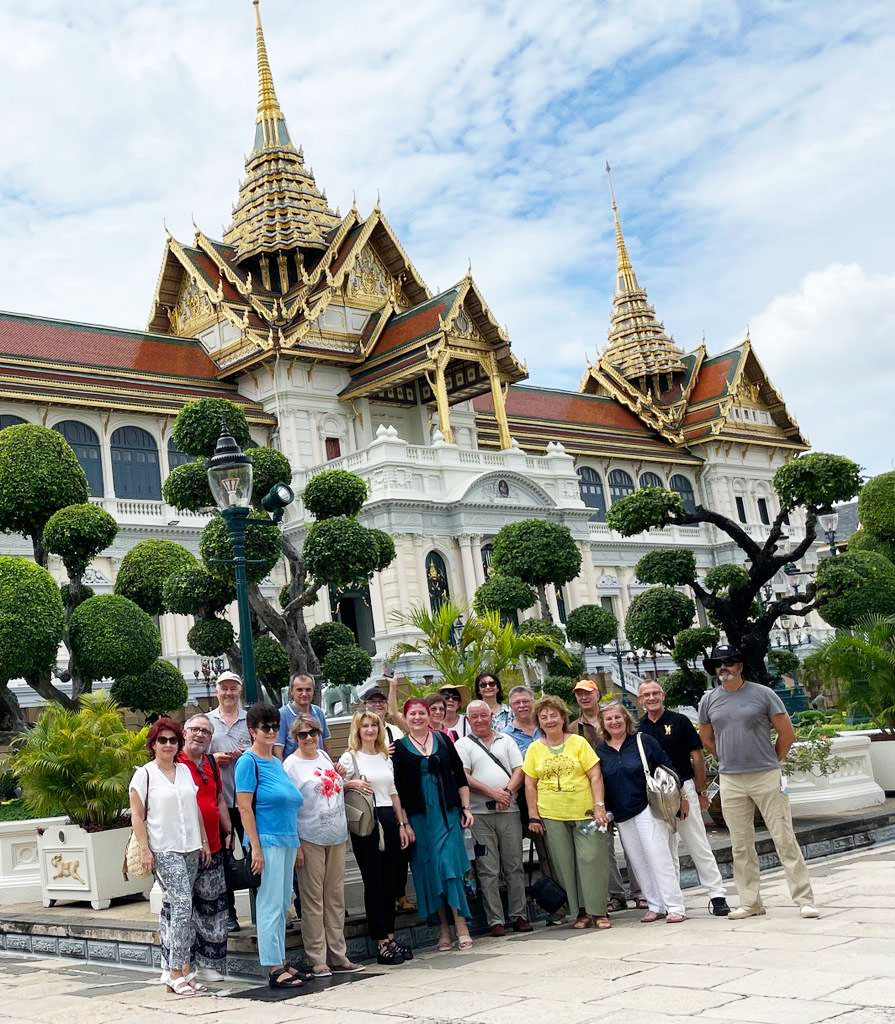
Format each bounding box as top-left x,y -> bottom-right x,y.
206,425 -> 254,508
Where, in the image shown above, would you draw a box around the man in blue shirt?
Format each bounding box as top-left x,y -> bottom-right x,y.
275,673 -> 330,759
502,686 -> 542,755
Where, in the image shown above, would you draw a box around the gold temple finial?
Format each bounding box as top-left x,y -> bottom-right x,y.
466,257 -> 473,277
605,161 -> 637,294
252,0 -> 290,151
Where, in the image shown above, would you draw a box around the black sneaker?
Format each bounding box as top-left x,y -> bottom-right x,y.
226,911 -> 241,933
709,897 -> 731,917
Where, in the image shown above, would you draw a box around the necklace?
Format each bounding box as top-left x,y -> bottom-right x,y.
545,737 -> 565,754
409,733 -> 432,755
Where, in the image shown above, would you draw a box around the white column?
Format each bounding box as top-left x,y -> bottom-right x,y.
546,585 -> 561,622
99,421 -> 116,504
458,536 -> 478,602
396,535 -> 412,612
471,535 -> 486,587
581,543 -> 597,604
308,412 -> 324,465
412,534 -> 428,607
368,570 -> 386,640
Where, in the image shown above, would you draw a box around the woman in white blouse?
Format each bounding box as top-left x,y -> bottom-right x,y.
339,711 -> 414,966
129,717 -> 210,997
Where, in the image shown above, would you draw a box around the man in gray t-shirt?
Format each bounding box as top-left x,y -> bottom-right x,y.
699,645 -> 817,921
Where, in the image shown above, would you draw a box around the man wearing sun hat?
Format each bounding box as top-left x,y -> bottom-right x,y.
699,644 -> 818,920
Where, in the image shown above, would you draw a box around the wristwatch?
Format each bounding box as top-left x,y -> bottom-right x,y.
595,801 -> 605,807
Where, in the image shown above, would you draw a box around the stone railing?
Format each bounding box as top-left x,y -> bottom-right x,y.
88,496 -> 211,527
587,521 -> 711,546
788,734 -> 885,818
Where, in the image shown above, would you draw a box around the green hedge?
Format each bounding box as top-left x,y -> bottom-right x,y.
302,470 -> 367,519
111,658 -> 189,715
114,540 -> 197,616
69,595 -> 160,681
43,503 -> 118,576
0,556 -> 65,680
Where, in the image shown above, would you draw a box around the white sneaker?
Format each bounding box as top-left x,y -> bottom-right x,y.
728,906 -> 766,920
195,967 -> 226,981
800,904 -> 819,919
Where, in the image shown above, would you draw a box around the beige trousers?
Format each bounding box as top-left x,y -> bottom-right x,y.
719,767 -> 814,909
297,840 -> 348,968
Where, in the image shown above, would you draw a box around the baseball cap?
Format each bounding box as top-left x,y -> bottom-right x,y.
216,671 -> 242,686
572,679 -> 598,693
363,688 -> 387,702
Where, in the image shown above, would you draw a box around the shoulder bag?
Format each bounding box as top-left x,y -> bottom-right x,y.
469,735 -> 528,828
123,766 -> 152,881
341,752 -> 380,845
225,755 -> 261,890
636,733 -> 682,832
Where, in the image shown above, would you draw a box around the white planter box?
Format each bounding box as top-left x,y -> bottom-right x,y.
37,823 -> 152,910
0,815 -> 68,905
788,734 -> 885,818
868,735 -> 895,792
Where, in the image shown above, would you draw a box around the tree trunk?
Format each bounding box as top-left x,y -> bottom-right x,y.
0,682 -> 27,733
25,669 -> 75,710
537,584 -> 551,622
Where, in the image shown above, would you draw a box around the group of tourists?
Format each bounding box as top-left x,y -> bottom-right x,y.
129,644 -> 819,998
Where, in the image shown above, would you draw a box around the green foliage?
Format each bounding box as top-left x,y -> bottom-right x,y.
517,618 -> 566,659
564,604 -> 617,649
187,617 -> 235,657
308,621 -> 356,661
279,583 -> 291,609
625,587 -> 695,651
605,487 -> 684,536
162,458 -> 213,512
813,614 -> 895,734
368,529 -> 397,573
60,582 -> 94,608
661,666 -> 709,710
246,447 -> 293,508
816,550 -> 895,628
163,566 -> 234,616
0,557 -> 64,681
0,759 -> 19,801
172,398 -> 251,458
768,649 -> 800,678
704,564 -> 750,595
110,659 -> 188,715
254,635 -> 290,691
0,424 -> 88,538
322,644 -> 372,688
857,472 -> 895,541
43,503 -> 118,577
473,574 -> 537,616
11,692 -> 148,828
635,549 -> 697,587
542,674 -> 577,712
303,516 -> 381,591
849,528 -> 895,565
69,595 -> 161,682
302,470 -> 368,520
200,511 -> 282,585
547,651 -> 585,679
491,520 -> 582,588
114,540 -> 197,616
772,452 -> 862,510
673,626 -> 720,666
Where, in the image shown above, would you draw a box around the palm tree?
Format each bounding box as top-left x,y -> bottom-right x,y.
813,614 -> 895,735
389,601 -> 568,689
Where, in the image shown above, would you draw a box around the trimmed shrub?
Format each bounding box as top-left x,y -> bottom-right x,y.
309,621 -> 356,661
114,540 -> 197,616
69,595 -> 160,682
60,581 -> 95,609
516,618 -> 566,659
605,487 -> 683,536
0,556 -> 65,681
857,472 -> 895,541
473,575 -> 537,616
163,566 -> 234,616
302,470 -> 367,520
368,529 -> 397,573
703,564 -> 750,595
816,550 -> 895,627
635,549 -> 697,587
849,528 -> 895,565
303,517 -> 380,590
254,635 -> 290,691
491,520 -> 581,588
200,512 -> 282,585
565,604 -> 617,649
172,398 -> 252,458
162,458 -> 213,512
43,503 -> 118,576
246,447 -> 293,507
322,644 -> 372,688
111,658 -> 189,715
773,452 -> 862,511
768,649 -> 800,678
625,588 -> 695,650
187,617 -> 235,657
546,651 -> 586,679
541,674 -> 577,712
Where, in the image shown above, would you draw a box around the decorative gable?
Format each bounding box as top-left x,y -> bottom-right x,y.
168,275 -> 215,337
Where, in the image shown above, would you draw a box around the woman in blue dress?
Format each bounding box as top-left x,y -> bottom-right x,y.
392,697 -> 475,951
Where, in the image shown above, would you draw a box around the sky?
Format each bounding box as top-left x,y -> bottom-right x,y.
0,0 -> 893,474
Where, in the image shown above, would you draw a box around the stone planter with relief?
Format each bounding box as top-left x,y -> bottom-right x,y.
0,815 -> 68,905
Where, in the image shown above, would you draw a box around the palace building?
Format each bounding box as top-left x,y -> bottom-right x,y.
0,2 -> 823,697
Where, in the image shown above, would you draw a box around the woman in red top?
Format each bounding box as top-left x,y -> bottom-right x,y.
166,714 -> 232,985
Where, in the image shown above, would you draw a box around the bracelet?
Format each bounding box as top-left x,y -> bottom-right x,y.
529,817 -> 543,824
595,801 -> 605,807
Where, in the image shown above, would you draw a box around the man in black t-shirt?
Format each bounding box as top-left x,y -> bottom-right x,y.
638,679 -> 730,917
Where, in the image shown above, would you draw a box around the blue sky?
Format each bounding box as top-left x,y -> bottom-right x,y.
1,0 -> 893,473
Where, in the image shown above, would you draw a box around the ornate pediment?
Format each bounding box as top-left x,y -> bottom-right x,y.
168,275 -> 215,337
460,472 -> 555,508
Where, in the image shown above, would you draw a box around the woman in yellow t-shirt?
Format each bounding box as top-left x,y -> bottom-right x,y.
523,694 -> 610,929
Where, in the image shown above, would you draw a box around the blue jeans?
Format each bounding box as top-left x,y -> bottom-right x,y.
256,845 -> 298,966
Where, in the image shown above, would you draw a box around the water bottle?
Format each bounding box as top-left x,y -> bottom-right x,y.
577,818 -> 600,837
463,828 -> 475,862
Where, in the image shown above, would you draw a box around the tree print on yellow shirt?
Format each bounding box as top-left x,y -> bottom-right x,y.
541,752 -> 578,792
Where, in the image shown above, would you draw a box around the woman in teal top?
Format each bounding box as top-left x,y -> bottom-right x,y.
235,703 -> 304,989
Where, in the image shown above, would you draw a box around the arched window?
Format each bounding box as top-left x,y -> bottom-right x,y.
577,467 -> 607,522
425,551 -> 451,614
670,474 -> 696,514
54,420 -> 104,497
608,469 -> 635,504
167,436 -> 193,470
0,414 -> 26,430
111,426 -> 161,500
639,472 -> 663,489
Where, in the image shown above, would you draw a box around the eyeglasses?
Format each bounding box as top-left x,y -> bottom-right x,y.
156,736 -> 179,746
186,727 -> 212,736
296,730 -> 319,740
478,680 -> 497,689
442,694 -> 460,702
255,723 -> 278,733
719,659 -> 740,667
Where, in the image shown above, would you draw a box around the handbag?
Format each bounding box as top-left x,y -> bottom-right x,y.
525,836 -> 566,914
123,767 -> 152,881
636,733 -> 682,831
342,752 -> 383,848
225,755 -> 261,890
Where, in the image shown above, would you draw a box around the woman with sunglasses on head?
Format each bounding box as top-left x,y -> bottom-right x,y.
129,718 -> 211,997
283,715 -> 364,978
475,672 -> 512,731
392,698 -> 475,951
234,703 -> 305,989
439,686 -> 469,740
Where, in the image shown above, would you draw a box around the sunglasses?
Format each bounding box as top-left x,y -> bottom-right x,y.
296,730 -> 319,740
441,693 -> 460,701
719,659 -> 740,667
156,735 -> 179,746
478,681 -> 497,688
255,723 -> 278,733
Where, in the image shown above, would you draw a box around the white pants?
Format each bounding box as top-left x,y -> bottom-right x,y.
617,807 -> 685,915
670,779 -> 726,899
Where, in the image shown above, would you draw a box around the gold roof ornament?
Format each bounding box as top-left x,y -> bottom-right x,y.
223,0 -> 341,261
600,163 -> 685,390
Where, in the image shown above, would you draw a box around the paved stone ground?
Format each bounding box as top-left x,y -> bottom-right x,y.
0,843 -> 893,1024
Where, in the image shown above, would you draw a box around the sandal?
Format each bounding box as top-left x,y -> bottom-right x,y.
311,965 -> 333,978
607,896 -> 627,913
184,971 -> 207,992
594,916 -> 612,929
635,898 -> 649,910
457,934 -> 473,951
436,931 -> 453,952
268,966 -> 304,989
572,914 -> 593,929
665,913 -> 686,924
640,910 -> 666,923
166,976 -> 197,997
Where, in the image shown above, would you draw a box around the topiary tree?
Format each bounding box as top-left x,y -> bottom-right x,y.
473,574 -> 537,618
849,528 -> 895,566
606,452 -> 864,682
669,626 -> 720,708
322,645 -> 373,690
172,397 -> 252,457
254,635 -> 290,703
565,604 -> 617,656
856,472 -> 895,542
767,648 -> 800,680
114,540 -> 197,617
542,674 -> 578,712
491,519 -> 582,620
625,588 -> 696,653
111,658 -> 189,717
44,503 -> 118,578
309,621 -> 356,661
814,550 -> 895,627
69,595 -> 161,686
187,617 -> 235,657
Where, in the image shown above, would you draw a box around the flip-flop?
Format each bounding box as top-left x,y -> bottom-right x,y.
594,917 -> 612,929
311,965 -> 333,978
572,915 -> 593,929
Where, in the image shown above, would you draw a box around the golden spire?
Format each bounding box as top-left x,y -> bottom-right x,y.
252,0 -> 289,151
599,163 -> 685,390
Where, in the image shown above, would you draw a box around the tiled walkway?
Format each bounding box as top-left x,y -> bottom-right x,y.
1,843 -> 893,1024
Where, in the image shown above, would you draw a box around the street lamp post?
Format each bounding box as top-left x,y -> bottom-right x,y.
818,509 -> 840,557
205,425 -> 294,705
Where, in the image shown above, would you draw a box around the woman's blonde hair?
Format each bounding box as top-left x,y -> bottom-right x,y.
598,701 -> 637,736
289,712 -> 322,739
347,711 -> 388,756
533,694 -> 570,730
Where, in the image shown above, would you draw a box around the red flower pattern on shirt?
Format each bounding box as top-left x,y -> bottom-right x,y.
313,766 -> 342,801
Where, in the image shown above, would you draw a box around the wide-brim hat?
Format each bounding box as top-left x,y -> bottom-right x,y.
438,683 -> 471,707
703,644 -> 744,676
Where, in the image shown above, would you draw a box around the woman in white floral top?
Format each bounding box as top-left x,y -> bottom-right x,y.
475,672 -> 513,731
283,714 -> 365,978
